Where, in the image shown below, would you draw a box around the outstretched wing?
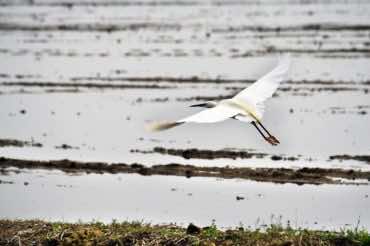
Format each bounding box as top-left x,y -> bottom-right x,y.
148,104 -> 241,132
179,104 -> 240,123
234,54 -> 291,104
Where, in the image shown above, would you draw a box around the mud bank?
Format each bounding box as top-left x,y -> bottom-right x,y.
0,138 -> 42,148
1,22 -> 370,33
231,48 -> 370,58
133,147 -> 299,161
0,23 -> 181,32
0,157 -> 369,185
2,77 -> 369,86
0,82 -> 173,90
227,86 -> 369,95
71,77 -> 370,85
132,147 -> 268,160
71,76 -> 253,84
2,48 -> 369,59
330,155 -> 370,164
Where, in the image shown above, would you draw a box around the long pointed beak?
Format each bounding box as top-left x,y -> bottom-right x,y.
189,103 -> 207,107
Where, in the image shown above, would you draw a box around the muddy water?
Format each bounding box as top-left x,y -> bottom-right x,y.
1,0 -> 370,229
1,169 -> 370,230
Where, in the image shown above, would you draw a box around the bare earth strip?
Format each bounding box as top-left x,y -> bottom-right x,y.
1,157 -> 369,185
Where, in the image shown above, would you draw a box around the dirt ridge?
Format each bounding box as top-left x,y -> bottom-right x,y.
1,156 -> 369,185
2,22 -> 370,32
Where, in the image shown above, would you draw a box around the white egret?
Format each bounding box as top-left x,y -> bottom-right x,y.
150,54 -> 291,145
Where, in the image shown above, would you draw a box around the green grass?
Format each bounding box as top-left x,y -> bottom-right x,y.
0,219 -> 369,245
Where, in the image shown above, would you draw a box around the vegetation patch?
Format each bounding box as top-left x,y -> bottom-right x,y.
0,220 -> 369,246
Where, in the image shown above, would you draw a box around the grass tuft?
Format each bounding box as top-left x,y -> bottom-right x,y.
0,219 -> 369,245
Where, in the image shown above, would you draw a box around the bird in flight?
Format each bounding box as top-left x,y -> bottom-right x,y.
150,54 -> 290,146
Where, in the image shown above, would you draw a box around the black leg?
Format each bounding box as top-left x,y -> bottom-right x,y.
257,121 -> 280,144
257,121 -> 272,136
251,122 -> 277,145
251,122 -> 267,139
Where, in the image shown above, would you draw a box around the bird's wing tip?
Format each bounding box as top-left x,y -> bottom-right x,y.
146,121 -> 183,132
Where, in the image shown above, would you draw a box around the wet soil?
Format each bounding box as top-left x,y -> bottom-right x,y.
330,155 -> 370,164
55,144 -> 79,150
133,147 -> 269,160
0,138 -> 42,148
1,22 -> 370,33
226,86 -> 369,95
133,147 -> 300,161
0,220 -> 366,246
0,22 -> 181,32
9,78 -> 370,88
0,82 -> 173,90
0,157 -> 369,185
71,76 -> 254,84
69,77 -> 370,86
326,106 -> 369,115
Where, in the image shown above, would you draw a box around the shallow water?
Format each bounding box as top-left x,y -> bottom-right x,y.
0,0 -> 370,169
1,169 -> 370,230
1,0 -> 370,229
0,88 -> 369,170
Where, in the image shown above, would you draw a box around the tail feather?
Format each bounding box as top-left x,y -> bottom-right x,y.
147,121 -> 184,132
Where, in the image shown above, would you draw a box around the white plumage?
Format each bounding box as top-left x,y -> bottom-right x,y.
179,104 -> 242,123
149,54 -> 291,145
234,54 -> 291,104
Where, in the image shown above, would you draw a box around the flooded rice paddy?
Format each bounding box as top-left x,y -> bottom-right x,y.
0,0 -> 370,230
1,168 -> 370,230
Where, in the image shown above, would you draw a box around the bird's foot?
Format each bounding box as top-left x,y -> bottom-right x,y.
266,136 -> 279,145
269,135 -> 280,144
